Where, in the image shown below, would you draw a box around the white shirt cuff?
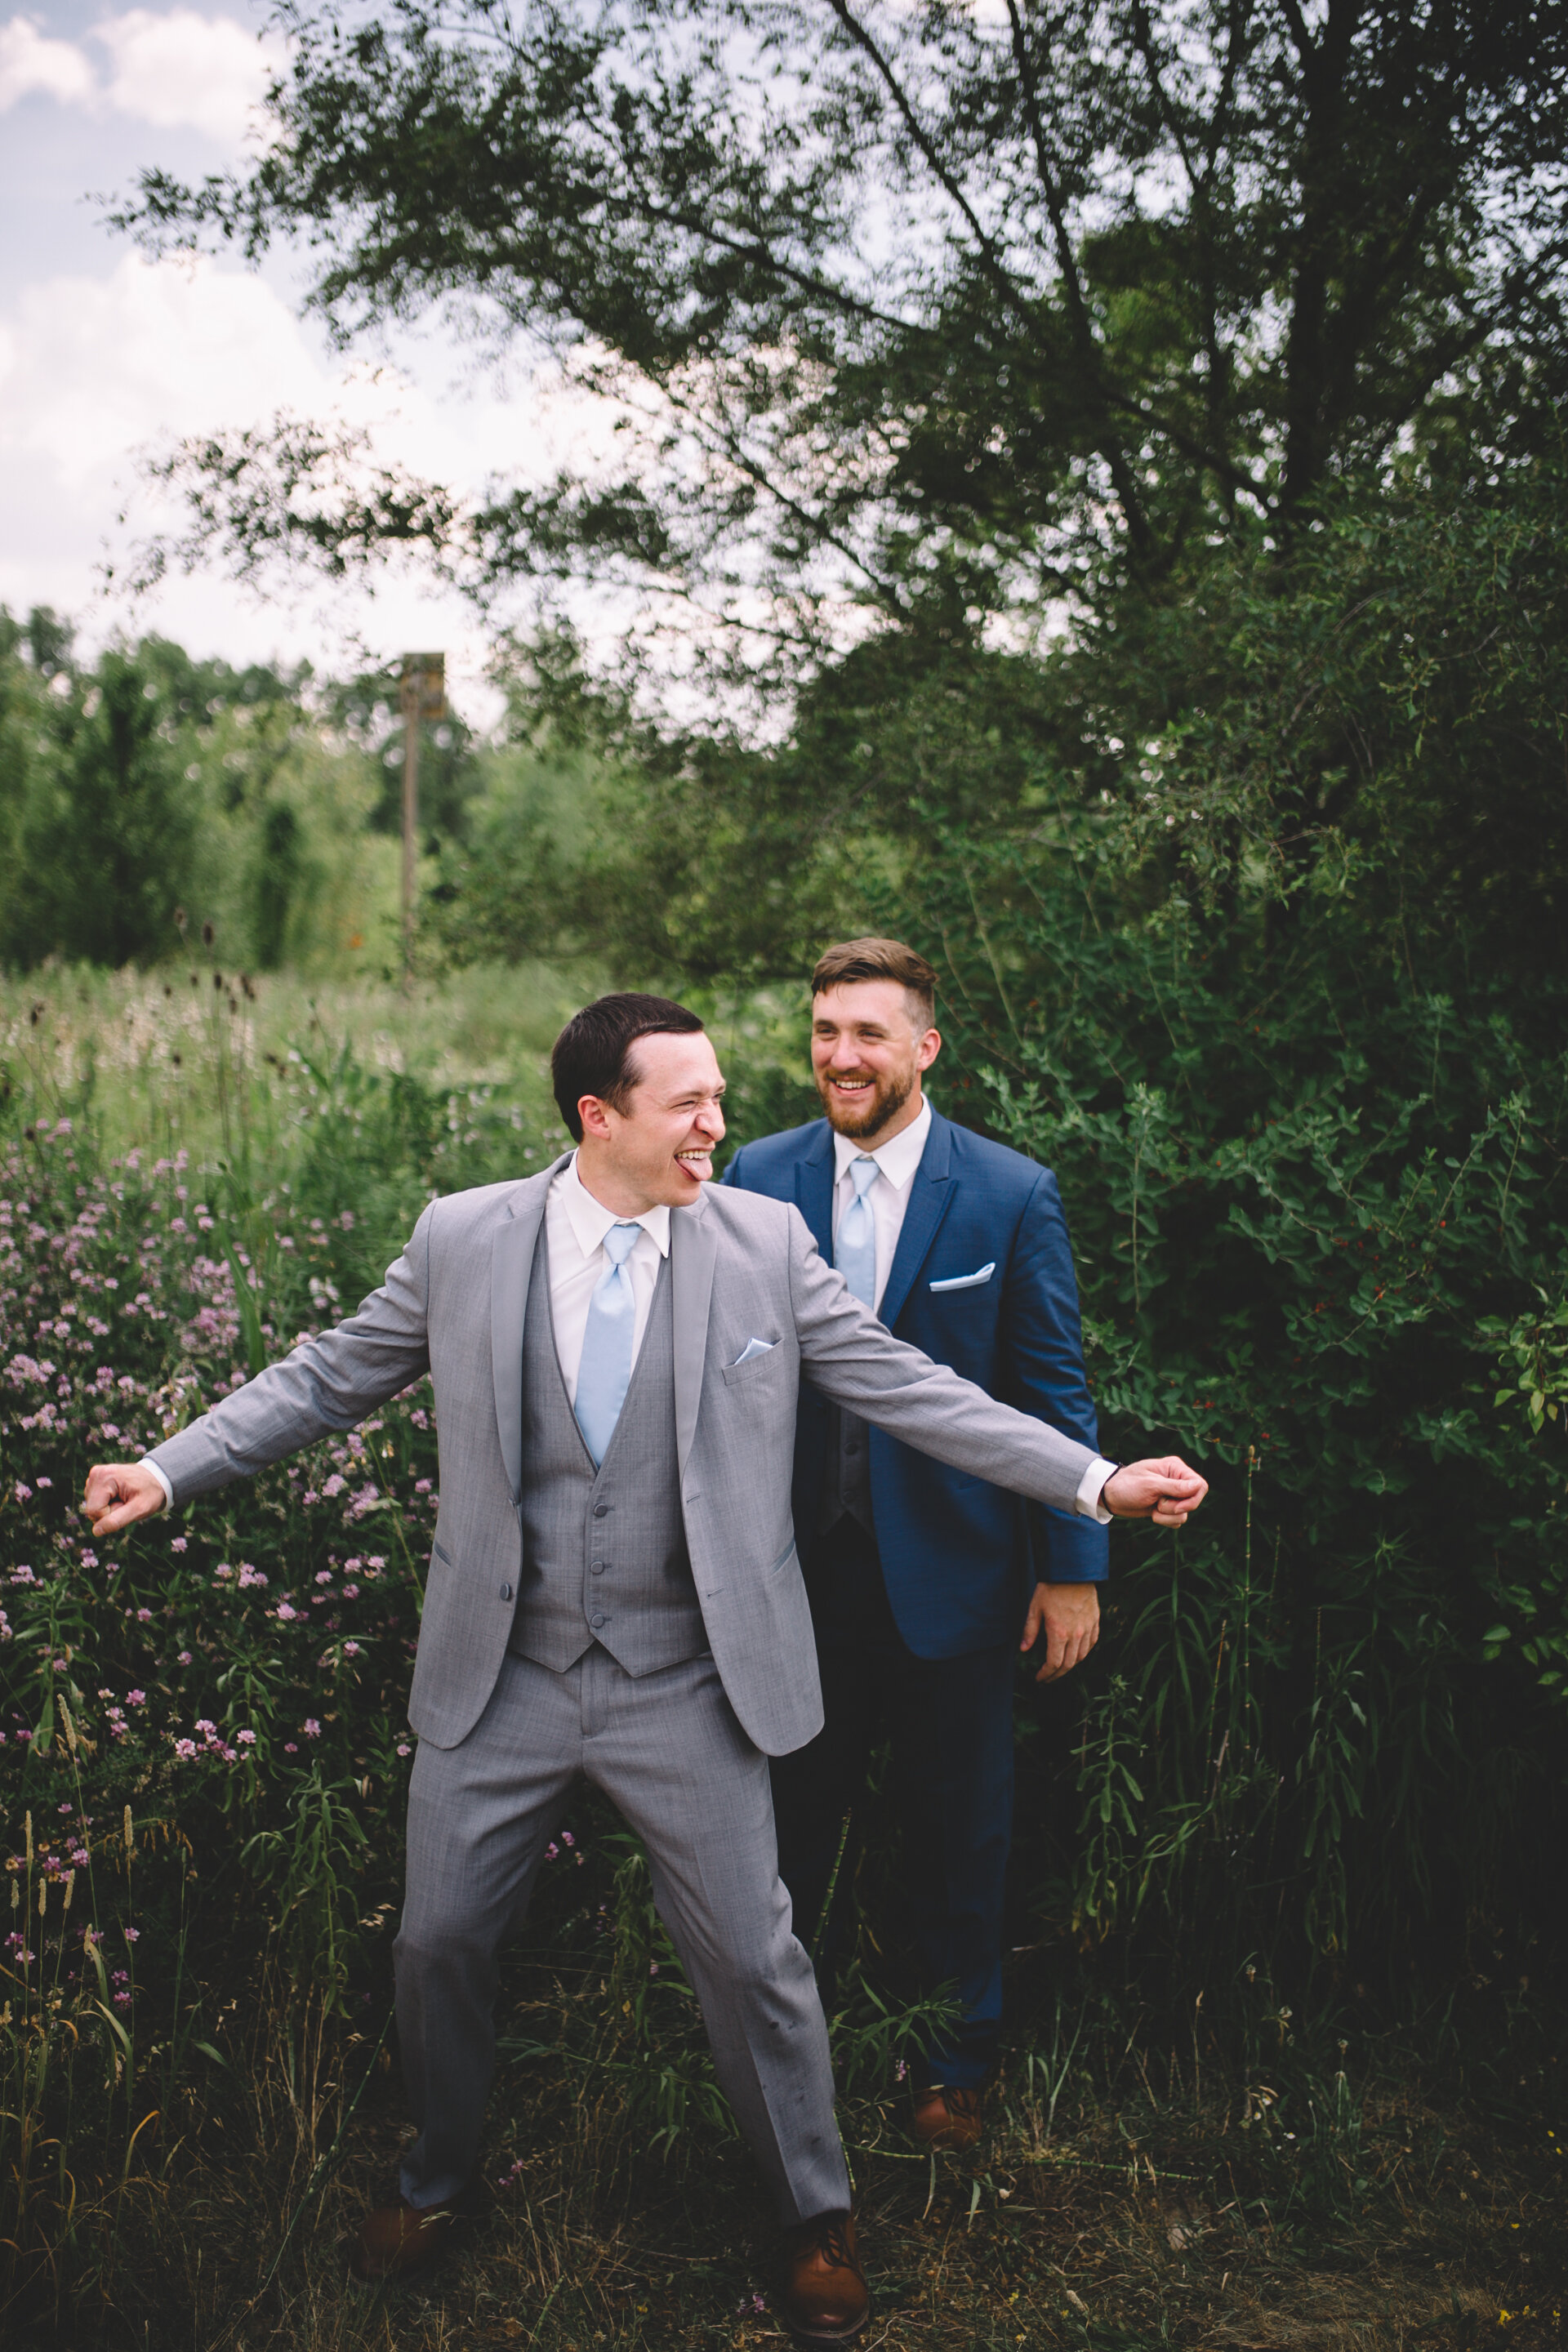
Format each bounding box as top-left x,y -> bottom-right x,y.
139,1457 -> 174,1513
1075,1455 -> 1119,1522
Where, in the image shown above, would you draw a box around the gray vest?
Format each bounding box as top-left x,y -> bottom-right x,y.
509,1227 -> 710,1677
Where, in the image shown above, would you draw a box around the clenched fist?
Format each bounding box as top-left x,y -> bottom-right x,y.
82,1462 -> 167,1539
1102,1456 -> 1208,1527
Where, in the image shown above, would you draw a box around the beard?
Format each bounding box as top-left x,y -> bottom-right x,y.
816,1065 -> 914,1141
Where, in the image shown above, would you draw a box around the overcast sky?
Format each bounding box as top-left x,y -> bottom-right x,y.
0,3 -> 590,719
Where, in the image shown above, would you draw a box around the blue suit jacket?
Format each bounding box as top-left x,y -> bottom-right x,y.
724,1107 -> 1107,1658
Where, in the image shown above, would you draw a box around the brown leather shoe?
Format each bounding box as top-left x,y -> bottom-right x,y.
349,2194 -> 458,2285
911,2082 -> 985,2151
776,2209 -> 870,2343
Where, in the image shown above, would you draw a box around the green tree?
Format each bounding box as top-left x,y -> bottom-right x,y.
10,647 -> 198,967
122,0 -> 1568,663
0,619 -> 403,974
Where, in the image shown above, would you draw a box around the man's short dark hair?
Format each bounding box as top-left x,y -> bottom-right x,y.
550,993 -> 707,1142
811,938 -> 938,1023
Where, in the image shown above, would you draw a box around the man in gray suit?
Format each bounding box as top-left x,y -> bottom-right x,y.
86,992 -> 1205,2341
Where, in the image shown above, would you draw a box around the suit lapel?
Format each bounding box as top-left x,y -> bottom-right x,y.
794,1120 -> 835,1262
879,1111 -> 956,1332
490,1157 -> 568,1502
670,1188 -> 718,1478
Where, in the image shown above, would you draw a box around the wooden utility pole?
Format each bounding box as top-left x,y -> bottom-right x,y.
399,653 -> 446,987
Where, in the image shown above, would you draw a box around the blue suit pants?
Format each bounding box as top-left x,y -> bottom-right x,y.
769,1518 -> 1014,2091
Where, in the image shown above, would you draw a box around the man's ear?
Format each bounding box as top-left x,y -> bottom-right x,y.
577,1095 -> 614,1142
916,1027 -> 942,1072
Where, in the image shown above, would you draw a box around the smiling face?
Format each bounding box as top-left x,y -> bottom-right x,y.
575,1028 -> 728,1214
811,979 -> 940,1143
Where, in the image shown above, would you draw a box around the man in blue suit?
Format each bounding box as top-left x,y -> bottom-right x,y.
724,937 -> 1114,2150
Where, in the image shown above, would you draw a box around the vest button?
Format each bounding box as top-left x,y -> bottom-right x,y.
590,1613 -> 606,1628
592,1502 -> 610,1517
499,1583 -> 513,1602
590,1561 -> 605,1575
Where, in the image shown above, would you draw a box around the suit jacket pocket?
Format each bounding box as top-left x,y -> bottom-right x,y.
721,1340 -> 786,1386
929,1262 -> 996,1293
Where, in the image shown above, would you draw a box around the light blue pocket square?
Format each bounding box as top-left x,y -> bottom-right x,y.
730,1336 -> 778,1365
929,1262 -> 996,1294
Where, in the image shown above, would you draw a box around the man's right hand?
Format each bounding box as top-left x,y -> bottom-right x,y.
1102,1457 -> 1208,1527
83,1463 -> 167,1538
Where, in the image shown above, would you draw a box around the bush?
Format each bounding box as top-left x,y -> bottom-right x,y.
872,825 -> 1568,2004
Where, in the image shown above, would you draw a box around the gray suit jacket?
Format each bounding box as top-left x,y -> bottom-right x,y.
149,1159 -> 1099,1755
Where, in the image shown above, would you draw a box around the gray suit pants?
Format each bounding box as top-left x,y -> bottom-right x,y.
394,1643 -> 850,2223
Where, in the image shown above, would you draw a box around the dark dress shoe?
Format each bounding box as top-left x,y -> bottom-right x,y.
776,2209 -> 870,2343
349,2194 -> 458,2284
911,2082 -> 985,2151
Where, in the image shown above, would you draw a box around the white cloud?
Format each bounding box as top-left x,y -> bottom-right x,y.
0,10 -> 283,140
0,251 -> 323,492
0,250 -> 593,721
96,9 -> 283,143
0,15 -> 96,107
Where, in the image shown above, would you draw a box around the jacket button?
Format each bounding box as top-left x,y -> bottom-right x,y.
590,1613 -> 606,1629
499,1583 -> 513,1602
592,1502 -> 609,1517
590,1561 -> 605,1575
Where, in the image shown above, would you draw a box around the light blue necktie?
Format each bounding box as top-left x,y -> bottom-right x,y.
574,1221 -> 642,1466
835,1156 -> 880,1306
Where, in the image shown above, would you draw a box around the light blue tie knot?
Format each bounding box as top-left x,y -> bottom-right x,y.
574,1221 -> 642,1466
835,1155 -> 880,1307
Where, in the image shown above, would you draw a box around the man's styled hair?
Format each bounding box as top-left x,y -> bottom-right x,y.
550,993 -> 707,1141
810,938 -> 938,1023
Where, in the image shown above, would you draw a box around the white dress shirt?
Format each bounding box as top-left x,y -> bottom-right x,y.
829,1096 -> 1116,1527
546,1151 -> 670,1404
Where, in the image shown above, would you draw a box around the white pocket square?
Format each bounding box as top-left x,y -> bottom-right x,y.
730,1336 -> 778,1365
929,1262 -> 996,1293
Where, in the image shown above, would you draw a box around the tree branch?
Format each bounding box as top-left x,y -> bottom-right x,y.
822,0 -> 1040,327
1002,0 -> 1155,563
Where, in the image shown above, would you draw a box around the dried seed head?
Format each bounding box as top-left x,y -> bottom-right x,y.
38,1878 -> 47,1918
62,1870 -> 74,1913
123,1806 -> 134,1856
24,1813 -> 33,1868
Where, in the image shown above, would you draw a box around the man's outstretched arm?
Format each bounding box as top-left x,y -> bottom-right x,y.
84,1204 -> 435,1538
784,1204 -> 1206,1527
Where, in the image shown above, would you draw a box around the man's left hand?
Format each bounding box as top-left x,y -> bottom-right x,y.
1020,1580 -> 1100,1683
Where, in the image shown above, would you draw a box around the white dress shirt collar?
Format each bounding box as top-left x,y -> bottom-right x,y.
559,1151 -> 671,1262
831,1095 -> 931,1194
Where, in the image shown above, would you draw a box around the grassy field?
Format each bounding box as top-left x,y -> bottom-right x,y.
0,960 -> 589,1163
0,967 -> 1561,2350
37,1936 -> 1566,2352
